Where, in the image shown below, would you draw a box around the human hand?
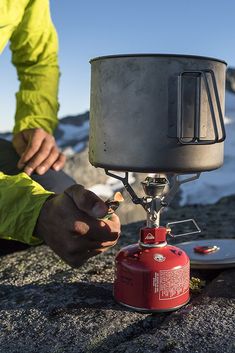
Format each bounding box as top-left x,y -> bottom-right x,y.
35,184 -> 121,267
13,128 -> 66,176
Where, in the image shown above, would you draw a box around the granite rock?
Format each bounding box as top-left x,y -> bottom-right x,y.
0,196 -> 235,353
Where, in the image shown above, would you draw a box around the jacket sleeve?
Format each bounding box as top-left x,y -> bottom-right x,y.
10,0 -> 60,135
0,172 -> 53,245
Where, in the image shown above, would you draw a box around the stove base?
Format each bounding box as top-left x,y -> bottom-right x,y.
115,297 -> 190,313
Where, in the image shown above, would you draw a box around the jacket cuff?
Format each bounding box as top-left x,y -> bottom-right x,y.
0,172 -> 54,245
13,115 -> 58,135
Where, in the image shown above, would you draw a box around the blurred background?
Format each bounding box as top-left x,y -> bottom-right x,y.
0,0 -> 235,222
0,0 -> 235,131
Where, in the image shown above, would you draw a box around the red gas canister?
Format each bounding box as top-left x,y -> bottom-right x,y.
114,227 -> 190,312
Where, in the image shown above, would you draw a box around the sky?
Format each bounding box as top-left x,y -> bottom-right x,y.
0,0 -> 235,132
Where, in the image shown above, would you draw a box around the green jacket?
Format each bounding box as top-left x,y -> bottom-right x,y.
0,0 -> 59,245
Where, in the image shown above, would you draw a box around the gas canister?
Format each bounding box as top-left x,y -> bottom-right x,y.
114,227 -> 190,312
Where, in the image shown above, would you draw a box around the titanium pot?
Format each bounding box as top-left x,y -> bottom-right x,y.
89,54 -> 227,173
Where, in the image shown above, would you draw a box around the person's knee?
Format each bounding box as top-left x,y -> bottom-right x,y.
31,169 -> 76,193
0,139 -> 20,175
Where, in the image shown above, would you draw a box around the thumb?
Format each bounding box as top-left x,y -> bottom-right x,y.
64,184 -> 108,218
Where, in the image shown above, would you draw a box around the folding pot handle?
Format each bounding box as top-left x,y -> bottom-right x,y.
166,218 -> 201,237
177,69 -> 226,145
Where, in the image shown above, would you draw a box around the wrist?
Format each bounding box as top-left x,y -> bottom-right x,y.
34,194 -> 57,240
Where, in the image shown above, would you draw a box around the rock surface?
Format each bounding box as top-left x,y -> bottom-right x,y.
0,196 -> 235,353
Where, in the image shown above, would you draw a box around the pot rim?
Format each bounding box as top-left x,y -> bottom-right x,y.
90,53 -> 227,65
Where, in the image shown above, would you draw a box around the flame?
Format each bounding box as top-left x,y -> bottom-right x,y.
113,192 -> 124,202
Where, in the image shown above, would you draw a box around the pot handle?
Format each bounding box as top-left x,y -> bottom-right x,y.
177,69 -> 226,145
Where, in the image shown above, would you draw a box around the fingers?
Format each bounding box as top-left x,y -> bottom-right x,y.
51,185 -> 121,268
36,149 -> 64,175
64,185 -> 120,242
90,214 -> 121,242
18,128 -> 47,168
15,128 -> 66,175
24,142 -> 59,175
26,146 -> 64,175
73,218 -> 120,243
52,153 -> 66,171
65,185 -> 108,219
104,213 -> 121,230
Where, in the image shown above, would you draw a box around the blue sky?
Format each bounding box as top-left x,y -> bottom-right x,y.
0,0 -> 235,131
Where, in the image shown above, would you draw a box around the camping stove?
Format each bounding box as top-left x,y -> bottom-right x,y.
106,171 -> 201,312
89,54 -> 227,312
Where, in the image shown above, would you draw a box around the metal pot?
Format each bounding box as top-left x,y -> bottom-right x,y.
89,54 -> 227,173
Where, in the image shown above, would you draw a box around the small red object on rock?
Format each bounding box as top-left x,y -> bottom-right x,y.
194,245 -> 220,254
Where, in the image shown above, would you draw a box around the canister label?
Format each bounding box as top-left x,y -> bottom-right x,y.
153,262 -> 189,300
